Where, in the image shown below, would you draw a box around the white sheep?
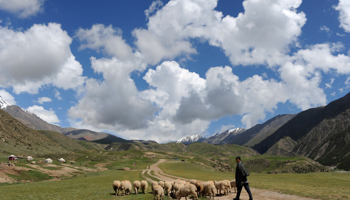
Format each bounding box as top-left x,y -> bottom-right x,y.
112,180 -> 121,196
230,180 -> 237,193
151,181 -> 159,192
133,180 -> 141,195
214,181 -> 227,196
222,180 -> 231,194
174,184 -> 198,200
120,180 -> 132,196
153,185 -> 165,200
158,180 -> 165,188
202,182 -> 216,200
164,181 -> 172,197
191,180 -> 204,197
141,180 -> 148,194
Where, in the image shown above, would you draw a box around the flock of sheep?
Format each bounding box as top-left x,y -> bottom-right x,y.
113,179 -> 237,199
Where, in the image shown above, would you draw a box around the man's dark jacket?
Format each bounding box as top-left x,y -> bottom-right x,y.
235,161 -> 249,185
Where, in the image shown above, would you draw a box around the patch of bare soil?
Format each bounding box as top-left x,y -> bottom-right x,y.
144,159 -> 319,200
27,164 -> 80,177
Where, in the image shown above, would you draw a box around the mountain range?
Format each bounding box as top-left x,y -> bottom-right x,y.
1,93 -> 350,170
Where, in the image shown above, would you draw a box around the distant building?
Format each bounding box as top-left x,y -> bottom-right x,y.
27,156 -> 33,161
58,158 -> 65,163
45,158 -> 53,163
8,155 -> 16,161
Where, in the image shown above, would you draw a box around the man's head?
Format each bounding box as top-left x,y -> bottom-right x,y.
235,156 -> 241,163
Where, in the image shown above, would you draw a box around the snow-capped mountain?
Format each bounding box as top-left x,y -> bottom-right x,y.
0,96 -> 12,109
176,135 -> 205,144
203,128 -> 246,144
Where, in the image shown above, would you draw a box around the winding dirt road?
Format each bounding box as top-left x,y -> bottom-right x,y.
142,159 -> 318,200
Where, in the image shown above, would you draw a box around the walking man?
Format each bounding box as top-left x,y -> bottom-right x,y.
234,156 -> 253,200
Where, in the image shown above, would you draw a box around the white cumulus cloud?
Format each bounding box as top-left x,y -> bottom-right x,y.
37,97 -> 52,104
27,105 -> 60,124
335,0 -> 350,32
0,23 -> 86,94
0,89 -> 16,104
0,0 -> 44,18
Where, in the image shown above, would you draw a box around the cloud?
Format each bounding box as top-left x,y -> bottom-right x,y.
133,0 -> 306,66
0,89 -> 16,104
27,105 -> 60,124
37,97 -> 52,104
0,23 -> 86,94
335,0 -> 350,32
54,90 -> 62,100
0,0 -> 44,18
69,1 -> 350,142
76,24 -> 134,61
68,57 -> 157,130
145,0 -> 163,19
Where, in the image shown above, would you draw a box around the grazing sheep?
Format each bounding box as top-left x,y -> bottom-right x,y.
173,183 -> 183,195
141,180 -> 148,194
133,180 -> 141,195
202,182 -> 216,200
158,181 -> 165,188
191,180 -> 204,197
164,181 -> 172,197
174,185 -> 198,200
120,180 -> 132,196
190,179 -> 197,185
113,180 -> 121,196
222,180 -> 231,194
153,185 -> 165,200
230,180 -> 237,193
151,181 -> 159,192
214,181 -> 227,196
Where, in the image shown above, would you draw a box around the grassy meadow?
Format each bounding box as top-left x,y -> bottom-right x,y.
1,143 -> 349,200
158,161 -> 350,200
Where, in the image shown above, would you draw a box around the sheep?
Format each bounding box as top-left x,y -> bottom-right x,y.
151,181 -> 159,192
202,182 -> 216,200
190,179 -> 197,185
153,185 -> 165,200
120,180 -> 132,196
158,180 -> 165,188
164,181 -> 172,197
214,181 -> 227,196
141,180 -> 148,194
174,185 -> 198,200
113,180 -> 121,196
222,180 -> 231,194
191,180 -> 204,197
230,180 -> 237,193
133,180 -> 141,195
173,183 -> 184,195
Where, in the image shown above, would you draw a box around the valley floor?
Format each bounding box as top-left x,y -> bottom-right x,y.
143,159 -> 317,200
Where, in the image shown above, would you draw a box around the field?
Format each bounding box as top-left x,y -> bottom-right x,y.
1,144 -> 349,200
158,162 -> 350,200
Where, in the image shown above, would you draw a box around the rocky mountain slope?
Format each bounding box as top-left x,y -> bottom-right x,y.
0,96 -> 127,144
0,109 -> 84,155
229,114 -> 295,146
254,92 -> 350,170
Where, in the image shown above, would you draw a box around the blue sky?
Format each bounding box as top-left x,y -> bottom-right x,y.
1,0 -> 350,142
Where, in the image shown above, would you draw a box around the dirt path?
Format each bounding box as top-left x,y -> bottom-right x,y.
143,159 -> 318,200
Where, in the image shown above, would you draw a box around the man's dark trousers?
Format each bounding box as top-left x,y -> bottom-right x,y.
236,182 -> 253,200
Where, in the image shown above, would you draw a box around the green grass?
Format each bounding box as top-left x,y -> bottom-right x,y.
6,170 -> 52,182
159,161 -> 235,181
158,161 -> 350,200
249,172 -> 350,200
0,170 -> 153,200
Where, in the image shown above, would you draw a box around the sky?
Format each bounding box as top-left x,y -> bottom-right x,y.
1,0 -> 350,143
